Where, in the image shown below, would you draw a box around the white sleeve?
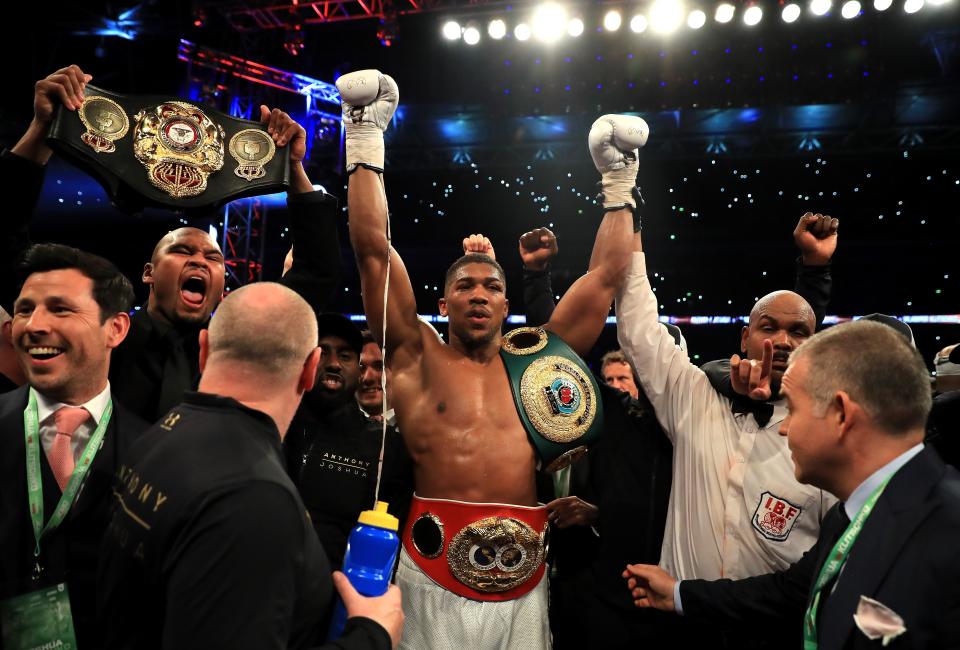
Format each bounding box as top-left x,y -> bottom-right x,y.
615,252 -> 718,443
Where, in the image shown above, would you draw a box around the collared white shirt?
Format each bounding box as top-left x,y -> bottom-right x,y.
616,253 -> 836,581
33,383 -> 112,464
844,443 -> 925,520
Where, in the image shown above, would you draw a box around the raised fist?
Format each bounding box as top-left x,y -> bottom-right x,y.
518,227 -> 558,271
336,70 -> 399,173
793,212 -> 839,266
588,114 -> 649,210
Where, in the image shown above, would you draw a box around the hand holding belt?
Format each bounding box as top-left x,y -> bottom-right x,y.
46,84 -> 290,214
499,327 -> 604,472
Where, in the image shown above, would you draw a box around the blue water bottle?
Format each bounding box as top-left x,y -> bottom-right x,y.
328,501 -> 400,640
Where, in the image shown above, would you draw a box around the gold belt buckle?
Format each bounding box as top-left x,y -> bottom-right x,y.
133,101 -> 225,197
447,516 -> 546,593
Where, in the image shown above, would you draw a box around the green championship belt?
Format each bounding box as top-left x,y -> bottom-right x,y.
500,327 -> 604,473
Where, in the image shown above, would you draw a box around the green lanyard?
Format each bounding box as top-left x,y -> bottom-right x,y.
803,474 -> 893,650
23,390 -> 113,575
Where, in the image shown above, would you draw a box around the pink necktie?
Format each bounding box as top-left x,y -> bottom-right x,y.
48,407 -> 91,492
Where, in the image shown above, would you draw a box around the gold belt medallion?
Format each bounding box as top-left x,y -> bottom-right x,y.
447,516 -> 545,593
77,96 -> 129,154
229,129 -> 276,181
519,355 -> 598,443
133,101 -> 224,198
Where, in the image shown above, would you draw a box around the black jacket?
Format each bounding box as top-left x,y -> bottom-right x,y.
97,391 -> 390,650
0,385 -> 148,648
680,446 -> 960,650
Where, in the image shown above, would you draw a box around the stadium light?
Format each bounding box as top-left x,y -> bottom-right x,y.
488,19 -> 507,39
463,25 -> 481,44
650,0 -> 684,33
874,0 -> 893,9
515,22 -> 532,40
442,20 -> 461,40
903,0 -> 924,12
782,3 -> 802,21
840,0 -> 862,16
688,9 -> 707,27
568,17 -> 585,36
631,14 -> 650,31
810,0 -> 832,15
532,3 -> 568,42
715,3 -> 736,22
743,5 -> 763,24
604,10 -> 623,30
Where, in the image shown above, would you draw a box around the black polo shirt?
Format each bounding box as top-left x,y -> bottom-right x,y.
97,391 -> 390,650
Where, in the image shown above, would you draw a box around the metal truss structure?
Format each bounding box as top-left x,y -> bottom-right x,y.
179,39 -> 341,288
221,198 -> 268,291
217,0 -> 473,30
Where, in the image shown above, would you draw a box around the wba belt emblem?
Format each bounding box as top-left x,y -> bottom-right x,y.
133,101 -> 225,197
77,96 -> 129,154
229,129 -> 276,181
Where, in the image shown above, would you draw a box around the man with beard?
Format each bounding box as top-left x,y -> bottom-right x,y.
284,314 -> 412,568
615,223 -> 837,605
1,65 -> 344,422
357,329 -> 394,424
338,70 -> 639,648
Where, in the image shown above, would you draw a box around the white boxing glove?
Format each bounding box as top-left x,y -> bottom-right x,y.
336,70 -> 399,173
588,114 -> 649,209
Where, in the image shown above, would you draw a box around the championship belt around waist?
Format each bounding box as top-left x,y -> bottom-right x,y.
46,84 -> 290,214
403,495 -> 549,602
499,327 -> 604,472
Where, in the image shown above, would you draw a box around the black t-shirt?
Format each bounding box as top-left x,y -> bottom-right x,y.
97,391 -> 390,650
284,399 -> 413,569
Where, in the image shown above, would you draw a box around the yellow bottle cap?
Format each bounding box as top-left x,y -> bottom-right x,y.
357,501 -> 400,531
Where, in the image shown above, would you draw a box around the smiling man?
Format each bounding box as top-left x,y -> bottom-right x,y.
283,313 -> 413,568
0,243 -> 147,649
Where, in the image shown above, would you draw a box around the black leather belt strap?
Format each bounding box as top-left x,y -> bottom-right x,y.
47,84 -> 290,215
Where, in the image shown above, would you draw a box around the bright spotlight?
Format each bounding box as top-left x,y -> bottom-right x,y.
743,5 -> 763,23
442,20 -> 462,40
463,26 -> 481,44
488,19 -> 507,39
715,3 -> 736,22
631,14 -> 649,31
809,0 -> 831,15
782,3 -> 802,21
604,10 -> 623,30
927,0 -> 949,5
514,22 -> 532,40
688,9 -> 707,27
874,0 -> 893,9
650,0 -> 684,33
841,0 -> 861,16
568,17 -> 585,36
904,0 -> 924,11
532,3 -> 568,42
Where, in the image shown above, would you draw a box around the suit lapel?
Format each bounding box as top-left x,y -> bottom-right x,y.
818,448 -> 945,650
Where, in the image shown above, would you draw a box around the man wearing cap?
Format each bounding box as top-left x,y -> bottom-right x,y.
283,313 -> 413,568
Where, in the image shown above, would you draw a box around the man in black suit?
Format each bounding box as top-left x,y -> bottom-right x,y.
624,319 -> 960,649
0,243 -> 147,648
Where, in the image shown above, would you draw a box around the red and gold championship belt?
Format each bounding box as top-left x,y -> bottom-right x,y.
46,84 -> 290,214
403,495 -> 550,602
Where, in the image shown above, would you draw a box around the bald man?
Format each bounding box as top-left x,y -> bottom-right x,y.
98,283 -> 403,650
2,65 -> 345,422
615,229 -> 836,592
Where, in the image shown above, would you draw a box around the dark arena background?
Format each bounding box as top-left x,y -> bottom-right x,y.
5,0 -> 958,369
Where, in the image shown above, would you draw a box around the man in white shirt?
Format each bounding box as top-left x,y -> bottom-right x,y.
615,226 -> 837,584
0,243 -> 147,649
